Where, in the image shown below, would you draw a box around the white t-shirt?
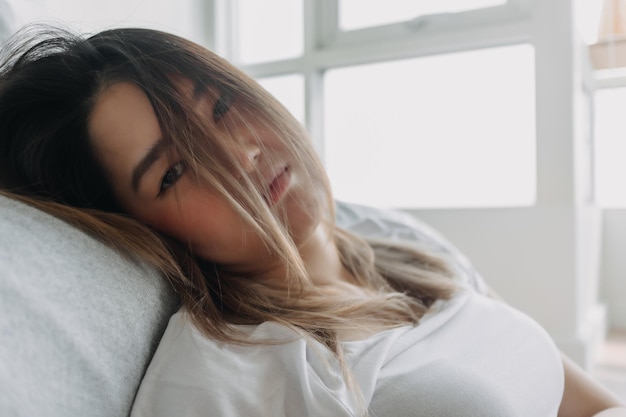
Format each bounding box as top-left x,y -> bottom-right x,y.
131,204 -> 564,416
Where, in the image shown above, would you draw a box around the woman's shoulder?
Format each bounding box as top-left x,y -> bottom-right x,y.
143,309 -> 321,378
132,310 -> 357,417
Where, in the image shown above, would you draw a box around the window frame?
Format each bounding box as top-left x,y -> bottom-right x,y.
318,0 -> 530,48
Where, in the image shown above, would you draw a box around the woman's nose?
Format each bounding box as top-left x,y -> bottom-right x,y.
231,140 -> 261,173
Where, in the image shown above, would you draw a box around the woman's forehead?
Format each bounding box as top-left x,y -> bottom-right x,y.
88,82 -> 162,177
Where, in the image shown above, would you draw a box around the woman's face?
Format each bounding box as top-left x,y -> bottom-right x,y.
88,79 -> 323,276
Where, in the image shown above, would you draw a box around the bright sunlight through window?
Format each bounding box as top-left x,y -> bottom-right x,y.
595,87 -> 626,207
257,74 -> 305,125
325,44 -> 536,209
236,0 -> 303,64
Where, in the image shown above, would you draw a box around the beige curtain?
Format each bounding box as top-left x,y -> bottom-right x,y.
590,0 -> 626,69
598,0 -> 626,41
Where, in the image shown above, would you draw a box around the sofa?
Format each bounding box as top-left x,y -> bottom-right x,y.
0,193 -> 483,416
0,194 -> 179,416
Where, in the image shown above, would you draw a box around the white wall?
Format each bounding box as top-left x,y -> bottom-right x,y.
1,0 -> 211,46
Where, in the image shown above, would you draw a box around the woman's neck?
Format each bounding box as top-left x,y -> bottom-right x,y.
297,224 -> 356,287
244,223 -> 358,290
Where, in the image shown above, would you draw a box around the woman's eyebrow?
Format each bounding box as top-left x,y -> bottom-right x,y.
193,82 -> 208,101
131,137 -> 168,193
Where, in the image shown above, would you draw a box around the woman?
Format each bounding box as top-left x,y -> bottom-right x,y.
0,26 -> 623,416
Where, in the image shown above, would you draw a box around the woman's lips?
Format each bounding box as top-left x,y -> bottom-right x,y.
264,166 -> 291,205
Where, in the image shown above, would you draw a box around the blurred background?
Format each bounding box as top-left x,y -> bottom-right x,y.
1,0 -> 625,397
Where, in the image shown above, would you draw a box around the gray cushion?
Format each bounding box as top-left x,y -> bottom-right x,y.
0,194 -> 178,417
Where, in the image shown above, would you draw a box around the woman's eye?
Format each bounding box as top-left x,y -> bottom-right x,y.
213,92 -> 233,122
158,161 -> 186,195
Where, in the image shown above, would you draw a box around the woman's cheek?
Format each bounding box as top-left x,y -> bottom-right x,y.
140,205 -> 186,239
156,195 -> 224,240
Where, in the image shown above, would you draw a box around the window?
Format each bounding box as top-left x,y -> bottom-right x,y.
595,87 -> 626,207
216,1 -> 535,208
325,44 -> 535,208
234,0 -> 303,64
583,0 -> 626,207
257,74 -> 305,124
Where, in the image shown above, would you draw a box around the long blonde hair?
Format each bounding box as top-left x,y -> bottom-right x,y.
0,26 -> 456,411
